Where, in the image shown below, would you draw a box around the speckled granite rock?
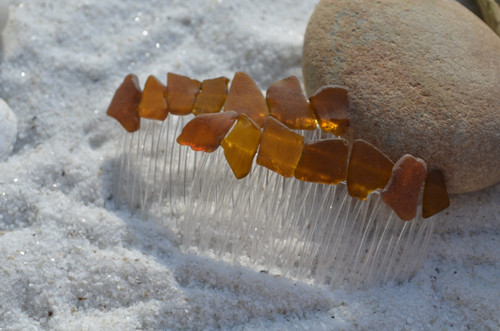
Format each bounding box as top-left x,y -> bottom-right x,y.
303,0 -> 500,194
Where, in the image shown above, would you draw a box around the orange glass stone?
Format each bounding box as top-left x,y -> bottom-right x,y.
381,155 -> 427,221
309,85 -> 349,136
422,168 -> 450,218
167,72 -> 201,115
176,111 -> 237,152
193,77 -> 229,115
221,114 -> 262,179
294,138 -> 348,185
266,76 -> 316,130
106,74 -> 142,132
256,116 -> 304,178
224,72 -> 270,127
138,75 -> 168,120
347,140 -> 394,200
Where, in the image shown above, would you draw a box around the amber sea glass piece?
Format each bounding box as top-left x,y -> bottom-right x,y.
256,116 -> 304,177
309,85 -> 349,136
224,72 -> 270,127
138,75 -> 168,120
221,114 -> 262,179
381,155 -> 427,221
294,139 -> 348,185
176,111 -> 237,152
266,76 -> 316,130
193,77 -> 229,115
106,74 -> 142,132
422,168 -> 450,218
347,140 -> 394,200
167,73 -> 201,115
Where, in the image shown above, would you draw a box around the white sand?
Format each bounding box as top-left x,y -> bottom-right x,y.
0,0 -> 498,329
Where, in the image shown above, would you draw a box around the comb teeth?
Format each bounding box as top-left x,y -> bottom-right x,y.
113,117 -> 435,289
113,116 -> 199,228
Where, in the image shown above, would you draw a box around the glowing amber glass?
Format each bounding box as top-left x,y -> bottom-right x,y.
347,140 -> 394,200
266,76 -> 316,130
294,139 -> 348,184
381,155 -> 427,221
256,116 -> 304,178
422,168 -> 450,218
309,85 -> 349,136
138,75 -> 168,120
224,72 -> 269,127
221,114 -> 261,179
106,74 -> 142,132
193,76 -> 229,115
167,73 -> 201,115
176,111 -> 237,152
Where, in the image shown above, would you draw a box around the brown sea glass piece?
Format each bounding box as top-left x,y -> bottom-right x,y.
193,77 -> 229,115
106,74 -> 142,132
381,154 -> 427,221
138,75 -> 168,120
221,114 -> 262,179
422,168 -> 450,218
176,111 -> 237,152
167,72 -> 201,115
347,140 -> 394,200
256,116 -> 304,178
266,76 -> 317,130
294,138 -> 348,185
309,85 -> 349,136
224,72 -> 270,127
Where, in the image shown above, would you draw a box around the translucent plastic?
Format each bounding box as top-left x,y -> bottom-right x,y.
113,116 -> 200,228
113,118 -> 436,290
108,72 -> 444,290
183,149 -> 435,289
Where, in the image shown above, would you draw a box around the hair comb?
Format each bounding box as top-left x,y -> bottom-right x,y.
107,71 -> 450,289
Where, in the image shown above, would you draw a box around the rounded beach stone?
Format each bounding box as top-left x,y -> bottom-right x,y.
303,0 -> 500,194
0,98 -> 17,161
0,0 -> 8,32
